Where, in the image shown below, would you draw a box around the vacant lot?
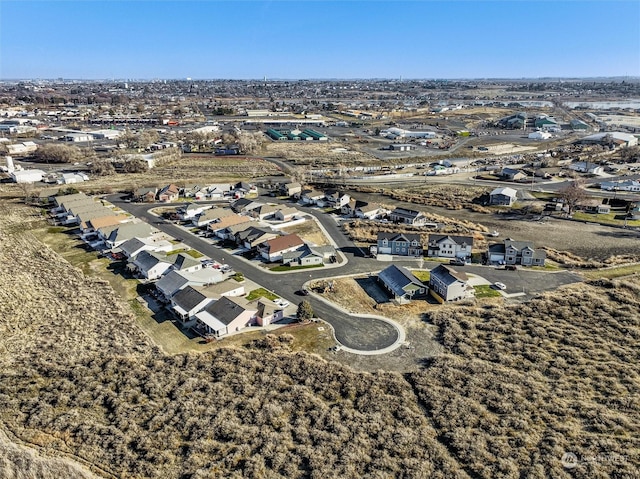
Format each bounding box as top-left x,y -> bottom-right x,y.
281,217 -> 331,245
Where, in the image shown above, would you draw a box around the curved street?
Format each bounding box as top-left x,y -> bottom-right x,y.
109,195 -> 403,352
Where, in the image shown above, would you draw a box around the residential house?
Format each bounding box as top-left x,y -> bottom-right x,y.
489,187 -> 518,206
195,183 -> 233,200
389,207 -> 428,225
80,215 -> 125,237
194,207 -> 235,227
194,296 -> 258,337
101,222 -> 157,249
378,264 -> 426,304
177,203 -> 212,221
280,182 -> 302,197
579,199 -> 611,214
131,251 -> 174,280
376,232 -> 423,256
600,180 -> 640,192
259,234 -> 305,262
427,235 -> 473,260
134,187 -> 158,203
170,286 -> 213,324
282,244 -> 337,267
181,183 -> 201,198
208,215 -> 252,239
254,299 -> 284,326
355,203 -> 385,220
301,189 -> 326,205
488,239 -> 546,266
213,221 -> 254,241
248,204 -> 279,220
326,191 -> 351,208
235,226 -> 279,250
341,199 -> 368,217
500,167 -> 527,181
274,207 -> 299,222
155,269 -> 224,301
119,237 -> 173,259
429,264 -> 475,303
569,161 -> 603,175
158,184 -> 180,203
171,253 -> 202,274
230,198 -> 263,214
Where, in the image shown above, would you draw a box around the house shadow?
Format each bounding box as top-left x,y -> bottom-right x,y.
354,276 -> 390,304
340,246 -> 369,258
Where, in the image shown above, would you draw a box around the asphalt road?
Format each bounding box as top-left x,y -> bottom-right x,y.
109,195 -> 401,352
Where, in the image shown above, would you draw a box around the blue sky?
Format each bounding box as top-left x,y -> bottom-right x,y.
1,1 -> 639,79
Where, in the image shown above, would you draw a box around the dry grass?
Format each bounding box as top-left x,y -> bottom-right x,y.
0,200 -> 638,478
281,219 -> 330,245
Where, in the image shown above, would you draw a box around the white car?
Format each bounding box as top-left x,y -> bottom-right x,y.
274,299 -> 290,308
493,282 -> 507,290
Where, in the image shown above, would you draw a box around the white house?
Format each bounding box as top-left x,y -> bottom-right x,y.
489,187 -> 518,206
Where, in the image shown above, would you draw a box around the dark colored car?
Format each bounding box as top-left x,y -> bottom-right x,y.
296,289 -> 310,296
505,265 -> 517,271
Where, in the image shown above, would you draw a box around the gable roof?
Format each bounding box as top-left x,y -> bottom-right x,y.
84,215 -> 125,231
107,222 -> 156,244
171,253 -> 201,271
378,264 -> 425,297
490,187 -> 517,197
263,234 -> 304,253
504,238 -> 535,251
208,214 -> 252,231
428,234 -> 474,247
133,250 -> 172,271
200,296 -> 256,325
172,286 -> 209,311
430,264 -> 469,285
378,232 -> 421,243
390,207 -> 423,219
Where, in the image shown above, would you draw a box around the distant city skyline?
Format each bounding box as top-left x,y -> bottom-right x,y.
1,1 -> 639,80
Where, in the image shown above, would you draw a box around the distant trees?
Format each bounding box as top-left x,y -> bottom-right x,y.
236,132 -> 266,155
296,300 -> 314,321
90,159 -> 116,176
33,144 -> 83,164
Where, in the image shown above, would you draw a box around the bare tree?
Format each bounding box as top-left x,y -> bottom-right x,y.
559,179 -> 586,216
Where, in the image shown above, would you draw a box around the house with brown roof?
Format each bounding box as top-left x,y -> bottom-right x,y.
258,234 -> 305,262
158,184 -> 180,203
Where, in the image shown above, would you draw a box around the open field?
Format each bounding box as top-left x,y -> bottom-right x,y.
281,217 -> 331,245
0,200 -> 639,478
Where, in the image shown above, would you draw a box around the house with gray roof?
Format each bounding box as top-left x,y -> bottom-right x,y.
282,244 -> 336,267
103,222 -> 157,249
377,264 -> 426,304
389,208 -> 428,225
429,264 -> 475,302
194,296 -> 258,337
131,251 -> 174,280
177,202 -> 212,221
193,207 -> 235,227
155,269 -> 224,301
170,286 -> 214,324
377,232 -> 422,256
171,253 -> 202,273
120,237 -> 173,259
487,239 -> 545,266
427,234 -> 473,260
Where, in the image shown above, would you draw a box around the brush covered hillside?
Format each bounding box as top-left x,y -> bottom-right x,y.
0,201 -> 638,479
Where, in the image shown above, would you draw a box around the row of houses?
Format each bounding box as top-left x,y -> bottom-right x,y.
375,232 -> 546,266
134,181 -> 256,203
377,263 -> 474,305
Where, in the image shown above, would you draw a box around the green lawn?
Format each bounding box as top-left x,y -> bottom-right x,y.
270,263 -> 324,272
166,248 -> 204,258
411,270 -> 431,282
572,211 -> 640,227
246,288 -> 279,301
474,285 -> 502,298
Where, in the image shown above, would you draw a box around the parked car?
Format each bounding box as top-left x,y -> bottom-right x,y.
505,265 -> 517,271
274,299 -> 290,308
449,259 -> 465,266
493,282 -> 507,290
296,289 -> 310,296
